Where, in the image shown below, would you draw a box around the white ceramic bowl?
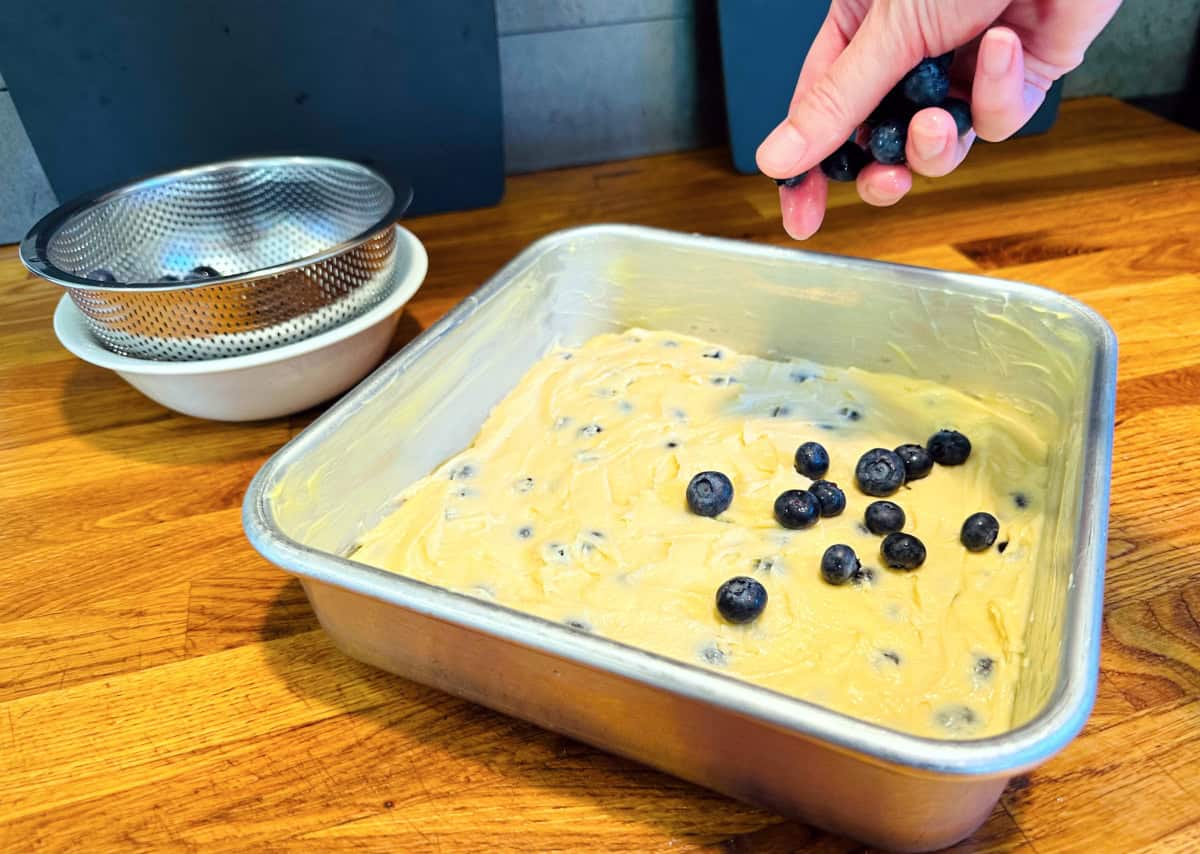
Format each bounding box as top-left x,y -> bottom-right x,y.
54,225 -> 427,422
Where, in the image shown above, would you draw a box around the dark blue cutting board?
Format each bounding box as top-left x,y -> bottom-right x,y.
0,0 -> 504,215
717,0 -> 1062,175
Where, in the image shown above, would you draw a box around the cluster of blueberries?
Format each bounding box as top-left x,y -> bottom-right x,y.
685,428 -> 1003,625
776,53 -> 971,187
86,265 -> 222,284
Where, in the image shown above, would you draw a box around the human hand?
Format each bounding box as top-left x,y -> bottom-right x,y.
756,0 -> 1123,239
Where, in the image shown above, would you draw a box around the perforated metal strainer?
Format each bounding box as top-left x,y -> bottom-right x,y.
21,156 -> 412,361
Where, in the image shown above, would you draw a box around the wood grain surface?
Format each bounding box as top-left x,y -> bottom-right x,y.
2,97 -> 1199,853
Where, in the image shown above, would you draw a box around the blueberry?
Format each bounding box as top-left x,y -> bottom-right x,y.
821,544 -> 861,585
517,526 -> 533,539
935,50 -> 955,71
975,655 -> 995,677
700,643 -> 728,665
997,540 -> 1009,554
88,268 -> 117,283
185,264 -> 221,280
820,141 -> 870,182
774,489 -> 821,530
715,576 -> 768,624
855,448 -> 906,496
839,407 -> 862,421
578,424 -> 603,438
865,500 -> 906,534
901,58 -> 950,107
961,512 -> 1000,551
852,566 -> 877,586
942,97 -> 972,136
867,90 -> 916,128
927,429 -> 971,465
894,443 -> 933,481
1013,492 -> 1029,509
809,480 -> 846,517
935,705 -> 979,731
869,118 -> 908,165
793,441 -> 829,479
774,172 -> 807,188
881,532 -> 926,570
686,471 -> 734,517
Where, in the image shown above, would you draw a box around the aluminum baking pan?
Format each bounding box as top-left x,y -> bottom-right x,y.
244,224 -> 1116,851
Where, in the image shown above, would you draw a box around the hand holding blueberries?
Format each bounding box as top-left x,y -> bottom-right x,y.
757,0 -> 1123,239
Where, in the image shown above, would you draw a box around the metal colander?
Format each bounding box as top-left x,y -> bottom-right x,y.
20,156 -> 412,361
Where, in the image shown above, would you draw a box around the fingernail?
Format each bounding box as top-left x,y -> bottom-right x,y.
980,31 -> 1015,77
913,125 -> 946,160
759,121 -> 809,176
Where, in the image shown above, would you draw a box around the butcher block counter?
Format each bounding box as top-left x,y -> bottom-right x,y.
2,98 -> 1199,852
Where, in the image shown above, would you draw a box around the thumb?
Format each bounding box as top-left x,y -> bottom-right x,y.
758,10 -> 922,178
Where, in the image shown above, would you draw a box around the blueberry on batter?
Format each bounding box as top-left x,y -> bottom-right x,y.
852,566 -> 877,586
752,556 -> 777,574
879,650 -> 902,665
881,532 -> 926,570
997,540 -> 1010,554
821,544 -> 861,585
700,643 -> 728,665
839,407 -> 862,421
865,500 -> 905,535
1012,492 -> 1030,509
715,576 -> 768,624
927,429 -> 972,466
974,655 -> 995,677
702,349 -> 723,359
809,480 -> 847,517
514,476 -> 535,494
774,489 -> 820,529
894,443 -> 933,481
517,526 -> 533,539
578,424 -> 603,438
665,440 -> 679,449
855,448 -> 906,496
544,542 -> 570,563
961,512 -> 1000,551
935,705 -> 980,732
686,471 -> 734,517
793,441 -> 830,479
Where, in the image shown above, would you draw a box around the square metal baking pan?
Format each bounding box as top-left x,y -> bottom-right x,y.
244,225 -> 1117,851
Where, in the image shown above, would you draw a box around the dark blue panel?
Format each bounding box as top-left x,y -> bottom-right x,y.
717,0 -> 1062,175
0,0 -> 504,215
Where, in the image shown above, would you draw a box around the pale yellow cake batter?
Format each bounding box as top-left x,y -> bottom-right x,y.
353,329 -> 1049,739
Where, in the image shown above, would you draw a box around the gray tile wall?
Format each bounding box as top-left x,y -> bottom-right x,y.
0,70 -> 58,244
1063,0 -> 1200,98
2,1 -> 1198,241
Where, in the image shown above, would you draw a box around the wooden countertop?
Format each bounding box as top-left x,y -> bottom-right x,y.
3,97 -> 1199,853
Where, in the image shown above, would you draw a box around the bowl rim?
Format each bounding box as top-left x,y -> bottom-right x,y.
20,155 -> 414,292
53,225 -> 427,376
